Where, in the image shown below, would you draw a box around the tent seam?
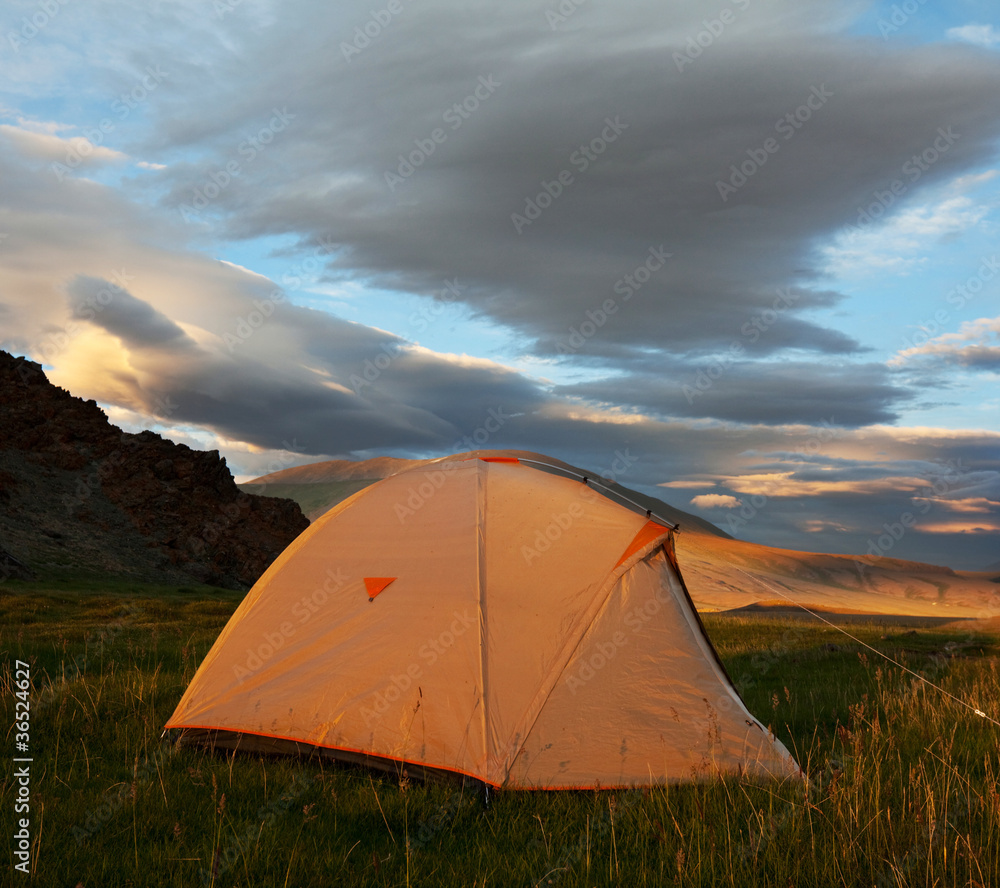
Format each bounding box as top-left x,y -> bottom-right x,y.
498,527 -> 672,782
477,459 -> 491,783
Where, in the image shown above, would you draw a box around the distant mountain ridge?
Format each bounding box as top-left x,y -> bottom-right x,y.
252,457 -> 425,484
0,351 -> 308,589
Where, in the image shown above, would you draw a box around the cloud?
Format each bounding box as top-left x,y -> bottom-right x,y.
937,497 -> 1000,514
0,123 -> 128,167
947,24 -> 1000,48
558,361 -> 908,427
718,471 -> 936,498
890,316 -> 1000,370
822,194 -> 990,277
659,479 -> 713,489
690,494 -> 742,508
918,521 -> 1000,534
67,277 -> 194,349
0,134 -> 546,454
126,2 -> 1000,362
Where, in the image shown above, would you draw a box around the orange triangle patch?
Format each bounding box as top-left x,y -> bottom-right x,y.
614,521 -> 671,569
364,577 -> 397,600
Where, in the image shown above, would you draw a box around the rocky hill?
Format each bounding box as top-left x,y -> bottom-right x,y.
0,351 -> 308,589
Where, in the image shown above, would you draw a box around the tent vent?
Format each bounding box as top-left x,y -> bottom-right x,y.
364,577 -> 397,601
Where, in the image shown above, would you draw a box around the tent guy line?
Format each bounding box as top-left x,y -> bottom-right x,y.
733,568 -> 1000,729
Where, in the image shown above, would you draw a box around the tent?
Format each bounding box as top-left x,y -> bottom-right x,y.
165,453 -> 800,788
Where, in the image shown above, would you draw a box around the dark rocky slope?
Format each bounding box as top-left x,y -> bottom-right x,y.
0,351 -> 308,589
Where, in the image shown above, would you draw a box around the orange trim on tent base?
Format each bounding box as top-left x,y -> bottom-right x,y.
364,577 -> 397,600
168,722 -> 501,787
614,519 -> 671,569
165,722 -> 676,790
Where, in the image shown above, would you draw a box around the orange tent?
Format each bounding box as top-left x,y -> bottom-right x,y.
166,455 -> 800,788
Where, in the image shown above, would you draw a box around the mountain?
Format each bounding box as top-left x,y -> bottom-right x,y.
244,451 -> 1000,619
0,351 -> 308,589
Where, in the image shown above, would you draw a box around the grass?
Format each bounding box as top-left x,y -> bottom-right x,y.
237,480 -> 376,521
2,579 -> 999,886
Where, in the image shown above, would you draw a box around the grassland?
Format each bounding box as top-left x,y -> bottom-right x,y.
2,576 -> 999,886
237,480 -> 376,521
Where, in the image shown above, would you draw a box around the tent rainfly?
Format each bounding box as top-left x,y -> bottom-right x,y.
165,454 -> 801,788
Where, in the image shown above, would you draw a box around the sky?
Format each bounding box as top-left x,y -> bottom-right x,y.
1,0 -> 998,570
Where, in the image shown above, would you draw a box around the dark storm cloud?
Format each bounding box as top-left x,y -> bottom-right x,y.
557,361 -> 908,426
67,276 -> 192,349
142,3 -> 1000,368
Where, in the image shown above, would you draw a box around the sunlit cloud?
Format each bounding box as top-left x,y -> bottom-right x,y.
935,497 -> 1000,514
890,316 -> 1000,369
720,471 -> 934,498
0,123 -> 129,166
918,521 -> 1000,534
689,494 -> 742,509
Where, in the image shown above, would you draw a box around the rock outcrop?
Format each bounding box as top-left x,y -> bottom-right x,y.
0,351 -> 308,589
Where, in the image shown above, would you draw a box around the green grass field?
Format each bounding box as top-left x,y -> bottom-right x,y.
3,577 -> 999,886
